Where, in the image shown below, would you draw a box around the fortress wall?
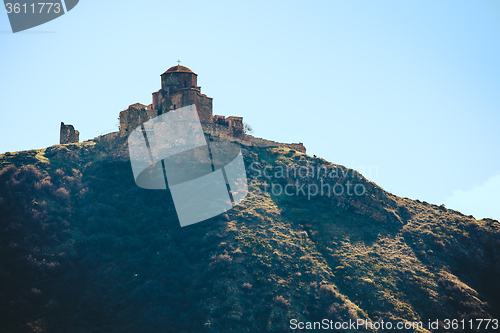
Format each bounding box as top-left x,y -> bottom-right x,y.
202,123 -> 306,153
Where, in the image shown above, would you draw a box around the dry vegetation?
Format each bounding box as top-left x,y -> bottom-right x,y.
0,142 -> 499,332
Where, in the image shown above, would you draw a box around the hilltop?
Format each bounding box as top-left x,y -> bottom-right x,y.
0,131 -> 499,333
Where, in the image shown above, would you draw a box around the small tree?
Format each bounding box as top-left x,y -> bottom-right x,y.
243,122 -> 253,134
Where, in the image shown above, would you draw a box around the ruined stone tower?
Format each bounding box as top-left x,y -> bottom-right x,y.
60,122 -> 79,144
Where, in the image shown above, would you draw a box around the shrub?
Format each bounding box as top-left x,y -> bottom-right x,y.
209,253 -> 233,271
54,188 -> 70,202
243,122 -> 253,134
242,282 -> 252,291
273,295 -> 289,308
319,284 -> 342,301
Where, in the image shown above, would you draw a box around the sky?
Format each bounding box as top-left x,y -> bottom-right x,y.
1,0 -> 499,220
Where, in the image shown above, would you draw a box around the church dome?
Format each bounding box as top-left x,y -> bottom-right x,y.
162,65 -> 195,74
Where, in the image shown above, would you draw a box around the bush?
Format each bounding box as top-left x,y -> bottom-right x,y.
243,122 -> 253,134
319,284 -> 342,301
242,282 -> 252,291
273,295 -> 289,308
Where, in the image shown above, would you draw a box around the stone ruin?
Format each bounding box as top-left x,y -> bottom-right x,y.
60,122 -> 79,144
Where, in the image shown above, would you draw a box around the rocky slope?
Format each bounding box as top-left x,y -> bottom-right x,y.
0,134 -> 499,333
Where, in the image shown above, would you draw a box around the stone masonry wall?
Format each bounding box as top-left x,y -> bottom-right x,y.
60,122 -> 79,144
202,123 -> 306,153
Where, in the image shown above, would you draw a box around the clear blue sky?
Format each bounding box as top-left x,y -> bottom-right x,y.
1,0 -> 499,220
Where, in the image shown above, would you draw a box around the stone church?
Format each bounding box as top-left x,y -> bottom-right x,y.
118,65 -> 243,137
58,64 -> 305,154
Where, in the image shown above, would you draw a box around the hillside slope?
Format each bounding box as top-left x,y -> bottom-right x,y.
0,137 -> 499,333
